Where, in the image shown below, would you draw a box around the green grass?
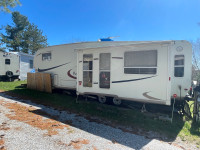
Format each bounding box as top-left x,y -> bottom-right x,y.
0,81 -> 200,145
0,80 -> 27,91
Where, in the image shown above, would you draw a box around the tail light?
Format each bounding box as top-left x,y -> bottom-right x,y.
79,81 -> 82,85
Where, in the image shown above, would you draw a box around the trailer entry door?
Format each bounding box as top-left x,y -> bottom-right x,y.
99,53 -> 111,88
83,54 -> 93,87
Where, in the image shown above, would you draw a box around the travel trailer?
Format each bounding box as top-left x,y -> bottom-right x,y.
0,51 -> 20,81
34,40 -> 192,106
10,52 -> 34,80
0,51 -> 34,81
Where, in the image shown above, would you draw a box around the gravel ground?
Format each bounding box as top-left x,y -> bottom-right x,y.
0,93 -> 190,150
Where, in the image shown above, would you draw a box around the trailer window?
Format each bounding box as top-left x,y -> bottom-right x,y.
174,55 -> 184,77
99,53 -> 110,88
42,53 -> 51,61
29,60 -> 33,69
83,54 -> 93,87
124,50 -> 157,74
5,59 -> 10,65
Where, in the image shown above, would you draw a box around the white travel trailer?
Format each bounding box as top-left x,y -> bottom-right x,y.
0,51 -> 20,81
76,40 -> 192,106
0,51 -> 34,81
34,40 -> 192,106
10,52 -> 34,80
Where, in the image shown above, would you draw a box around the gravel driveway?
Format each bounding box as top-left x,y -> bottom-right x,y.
0,93 -> 186,150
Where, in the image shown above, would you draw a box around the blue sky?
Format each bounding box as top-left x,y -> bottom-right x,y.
1,0 -> 200,46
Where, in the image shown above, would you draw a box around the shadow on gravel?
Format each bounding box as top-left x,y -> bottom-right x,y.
0,88 -> 188,149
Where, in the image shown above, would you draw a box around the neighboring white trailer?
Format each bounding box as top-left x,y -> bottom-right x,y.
10,52 -> 34,80
0,51 -> 34,81
76,40 -> 192,106
0,51 -> 20,80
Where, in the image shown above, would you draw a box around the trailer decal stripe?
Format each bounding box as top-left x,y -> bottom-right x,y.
143,92 -> 160,100
38,62 -> 70,72
67,69 -> 77,79
112,75 -> 156,83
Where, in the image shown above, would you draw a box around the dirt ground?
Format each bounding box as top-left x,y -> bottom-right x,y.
0,93 -> 197,150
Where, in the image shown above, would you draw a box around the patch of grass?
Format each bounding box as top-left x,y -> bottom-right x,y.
0,81 -> 200,144
0,81 -> 27,91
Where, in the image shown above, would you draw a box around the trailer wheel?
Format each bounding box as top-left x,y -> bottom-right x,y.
113,97 -> 122,105
6,71 -> 13,78
98,96 -> 106,104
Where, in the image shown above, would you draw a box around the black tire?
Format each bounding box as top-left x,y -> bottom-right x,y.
112,97 -> 122,105
6,71 -> 13,78
98,96 -> 107,104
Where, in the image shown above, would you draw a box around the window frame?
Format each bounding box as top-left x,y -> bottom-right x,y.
124,50 -> 158,75
29,60 -> 33,69
83,54 -> 93,87
5,59 -> 10,65
42,52 -> 52,61
174,54 -> 184,77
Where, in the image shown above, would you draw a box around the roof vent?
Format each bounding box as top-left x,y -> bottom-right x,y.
98,36 -> 119,42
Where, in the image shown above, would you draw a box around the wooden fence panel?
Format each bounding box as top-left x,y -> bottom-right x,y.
27,73 -> 36,89
35,73 -> 44,91
27,73 -> 52,93
43,73 -> 52,93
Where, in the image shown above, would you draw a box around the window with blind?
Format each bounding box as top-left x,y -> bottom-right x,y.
124,50 -> 157,74
42,53 -> 51,61
174,55 -> 184,77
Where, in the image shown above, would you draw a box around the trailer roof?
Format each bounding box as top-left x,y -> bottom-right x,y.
9,52 -> 34,57
74,40 -> 174,51
37,40 -> 190,53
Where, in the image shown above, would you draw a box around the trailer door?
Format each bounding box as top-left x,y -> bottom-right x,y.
166,45 -> 172,105
82,54 -> 93,87
99,53 -> 111,89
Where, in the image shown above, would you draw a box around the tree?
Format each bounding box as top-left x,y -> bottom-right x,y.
1,11 -> 29,51
1,11 -> 48,54
0,40 -> 6,52
22,23 -> 48,54
0,43 -> 5,52
0,27 -> 5,52
191,39 -> 200,82
0,0 -> 21,13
